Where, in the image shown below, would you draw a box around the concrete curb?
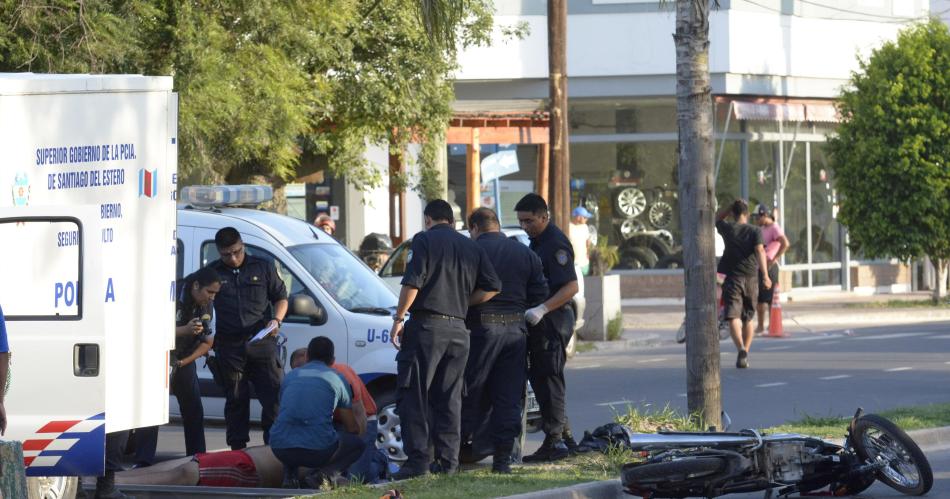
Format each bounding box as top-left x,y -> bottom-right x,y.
622,308 -> 950,330
787,309 -> 950,326
909,425 -> 950,451
501,426 -> 950,499
500,478 -> 622,499
585,333 -> 663,351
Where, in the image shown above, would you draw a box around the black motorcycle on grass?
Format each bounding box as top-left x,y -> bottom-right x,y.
621,408 -> 932,498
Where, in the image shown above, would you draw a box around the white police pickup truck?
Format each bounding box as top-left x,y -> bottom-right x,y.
175,185 -> 405,460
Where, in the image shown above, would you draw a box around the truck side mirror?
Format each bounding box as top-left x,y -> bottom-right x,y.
290,293 -> 327,326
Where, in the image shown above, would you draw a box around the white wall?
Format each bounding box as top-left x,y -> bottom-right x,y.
455,7 -> 912,85
345,143 -> 425,248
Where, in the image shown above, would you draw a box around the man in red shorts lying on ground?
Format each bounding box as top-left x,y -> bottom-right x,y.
114,445 -> 284,488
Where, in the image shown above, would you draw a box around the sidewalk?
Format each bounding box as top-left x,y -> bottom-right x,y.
625,291 -> 950,329
587,291 -> 950,350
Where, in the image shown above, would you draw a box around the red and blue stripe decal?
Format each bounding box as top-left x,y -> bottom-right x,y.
22,413 -> 105,476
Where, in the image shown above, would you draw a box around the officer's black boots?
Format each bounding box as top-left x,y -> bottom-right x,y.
522,434 -> 570,463
492,444 -> 514,474
391,463 -> 429,481
428,458 -> 457,475
93,471 -> 132,499
563,430 -> 579,455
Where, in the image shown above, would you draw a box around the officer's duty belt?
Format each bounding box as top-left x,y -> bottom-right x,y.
410,311 -> 463,321
478,313 -> 523,324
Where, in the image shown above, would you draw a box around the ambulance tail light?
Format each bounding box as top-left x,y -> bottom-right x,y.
180,185 -> 273,207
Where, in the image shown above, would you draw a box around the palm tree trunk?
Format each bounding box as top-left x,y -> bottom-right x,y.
675,0 -> 721,430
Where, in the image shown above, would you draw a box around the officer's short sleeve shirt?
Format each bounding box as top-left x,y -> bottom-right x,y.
401,224 -> 501,318
211,254 -> 288,336
530,223 -> 577,297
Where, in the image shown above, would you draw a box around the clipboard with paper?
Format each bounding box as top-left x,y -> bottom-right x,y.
248,322 -> 278,343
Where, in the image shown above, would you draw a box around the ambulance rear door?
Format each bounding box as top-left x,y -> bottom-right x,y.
0,206 -> 107,476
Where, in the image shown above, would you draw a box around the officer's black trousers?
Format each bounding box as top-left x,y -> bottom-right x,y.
460,319 -> 527,451
396,317 -> 470,471
214,336 -> 283,449
527,306 -> 574,438
134,361 -> 206,464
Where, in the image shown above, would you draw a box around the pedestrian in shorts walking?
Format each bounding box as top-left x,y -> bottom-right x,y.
716,200 -> 771,369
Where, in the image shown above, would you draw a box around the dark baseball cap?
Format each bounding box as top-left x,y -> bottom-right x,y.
756,204 -> 773,218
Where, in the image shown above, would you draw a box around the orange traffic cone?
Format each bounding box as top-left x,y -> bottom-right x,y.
767,282 -> 786,338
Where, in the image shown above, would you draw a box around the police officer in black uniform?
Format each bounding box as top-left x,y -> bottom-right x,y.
460,207 -> 548,473
515,194 -> 579,463
390,200 -> 502,479
208,227 -> 288,450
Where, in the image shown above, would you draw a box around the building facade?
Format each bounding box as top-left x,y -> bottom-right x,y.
445,0 -> 931,294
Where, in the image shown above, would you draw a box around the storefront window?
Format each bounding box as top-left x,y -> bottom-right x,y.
446,143 -> 540,225
570,99 -> 676,135
809,143 -> 841,265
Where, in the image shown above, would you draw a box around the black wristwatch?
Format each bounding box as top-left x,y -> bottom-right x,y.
272,318 -> 283,327
392,314 -> 404,323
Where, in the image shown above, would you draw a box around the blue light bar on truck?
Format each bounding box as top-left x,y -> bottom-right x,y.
180,185 -> 273,207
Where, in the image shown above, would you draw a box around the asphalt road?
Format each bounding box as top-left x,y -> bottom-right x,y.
149,319 -> 949,492
562,320 -> 950,435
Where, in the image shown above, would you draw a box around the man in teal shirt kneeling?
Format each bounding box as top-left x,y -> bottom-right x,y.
269,337 -> 364,488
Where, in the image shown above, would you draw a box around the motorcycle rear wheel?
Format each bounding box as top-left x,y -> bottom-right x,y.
622,456 -> 725,488
853,414 -> 933,496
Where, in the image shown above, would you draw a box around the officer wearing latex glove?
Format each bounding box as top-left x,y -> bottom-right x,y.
525,304 -> 548,326
515,194 -> 579,463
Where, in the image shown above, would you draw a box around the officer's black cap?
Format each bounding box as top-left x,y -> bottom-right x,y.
514,193 -> 548,213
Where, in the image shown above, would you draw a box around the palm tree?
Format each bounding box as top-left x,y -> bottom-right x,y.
674,0 -> 721,430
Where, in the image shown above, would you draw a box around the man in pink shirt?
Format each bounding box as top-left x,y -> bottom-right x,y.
755,205 -> 789,333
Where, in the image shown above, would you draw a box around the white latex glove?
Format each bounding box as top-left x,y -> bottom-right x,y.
525,304 -> 549,326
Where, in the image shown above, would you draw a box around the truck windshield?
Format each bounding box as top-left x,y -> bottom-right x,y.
288,243 -> 397,313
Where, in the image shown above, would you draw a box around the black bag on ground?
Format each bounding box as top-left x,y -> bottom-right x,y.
575,423 -> 635,454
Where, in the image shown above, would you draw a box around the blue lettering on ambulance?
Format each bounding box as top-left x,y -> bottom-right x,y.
105,278 -> 115,302
54,281 -> 78,308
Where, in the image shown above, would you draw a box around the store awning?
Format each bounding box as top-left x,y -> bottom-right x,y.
733,101 -> 805,121
731,101 -> 839,123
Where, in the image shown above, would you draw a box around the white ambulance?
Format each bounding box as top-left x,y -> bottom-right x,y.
0,74 -> 178,497
175,185 -> 403,459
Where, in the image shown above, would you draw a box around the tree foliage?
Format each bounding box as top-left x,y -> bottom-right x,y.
0,0 -> 493,196
828,20 -> 950,266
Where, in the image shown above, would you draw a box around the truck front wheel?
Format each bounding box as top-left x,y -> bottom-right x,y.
27,476 -> 78,499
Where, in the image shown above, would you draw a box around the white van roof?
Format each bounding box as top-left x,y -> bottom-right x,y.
178,207 -> 335,248
0,73 -> 173,95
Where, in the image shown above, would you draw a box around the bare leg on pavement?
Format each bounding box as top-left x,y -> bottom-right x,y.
729,317 -> 743,352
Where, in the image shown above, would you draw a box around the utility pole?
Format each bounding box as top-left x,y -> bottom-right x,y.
548,0 -> 570,231
675,0 -> 721,430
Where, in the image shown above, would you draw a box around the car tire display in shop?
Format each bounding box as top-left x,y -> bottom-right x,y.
619,246 -> 658,269
628,234 -> 674,259
648,201 -> 673,228
654,229 -> 675,248
656,251 -> 684,269
614,187 -> 647,217
619,218 -> 646,240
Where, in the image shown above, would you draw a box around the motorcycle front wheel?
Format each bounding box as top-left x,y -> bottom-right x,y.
853,414 -> 933,496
